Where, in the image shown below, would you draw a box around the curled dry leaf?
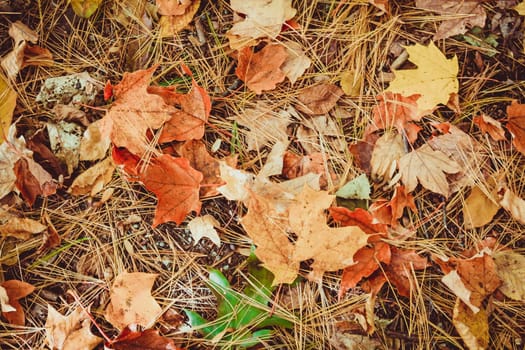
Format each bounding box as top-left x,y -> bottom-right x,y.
69,157 -> 115,196
295,83 -> 344,115
473,113 -> 506,142
493,250 -> 525,301
0,215 -> 47,240
452,299 -> 489,350
505,100 -> 525,155
105,272 -> 162,330
188,214 -> 221,247
499,187 -> 525,224
106,325 -> 181,350
14,157 -> 57,206
235,44 -> 288,94
387,41 -> 459,115
0,280 -> 35,325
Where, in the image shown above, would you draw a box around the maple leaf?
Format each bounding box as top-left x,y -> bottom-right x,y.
329,207 -> 387,235
364,92 -> 422,143
105,272 -> 162,330
156,0 -> 191,15
283,151 -> 334,188
281,41 -> 311,84
141,154 -> 202,226
106,326 -> 181,350
99,66 -> 175,156
398,144 -> 461,197
295,83 -> 344,115
473,113 -> 506,142
387,41 -> 459,115
415,0 -> 486,40
382,247 -> 428,297
158,0 -> 201,37
235,44 -> 288,94
79,119 -> 111,161
368,185 -> 417,227
505,100 -> 525,155
0,280 -> 34,325
370,132 -> 405,183
70,0 -> 103,18
45,305 -> 102,350
187,214 -> 221,246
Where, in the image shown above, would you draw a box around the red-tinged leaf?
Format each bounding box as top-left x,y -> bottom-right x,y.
235,44 -> 288,94
349,133 -> 379,175
505,100 -> 525,155
112,147 -> 141,177
107,326 -> 182,350
14,157 -> 56,206
27,133 -> 66,178
364,92 -> 422,143
282,151 -> 335,188
340,242 -> 391,297
473,113 -> 506,142
140,154 -> 202,226
295,83 -> 344,115
104,80 -> 113,101
383,247 -> 428,297
1,280 -> 35,325
36,212 -> 61,254
329,207 -> 387,234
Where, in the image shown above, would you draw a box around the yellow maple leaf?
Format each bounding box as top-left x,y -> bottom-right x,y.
387,41 -> 458,115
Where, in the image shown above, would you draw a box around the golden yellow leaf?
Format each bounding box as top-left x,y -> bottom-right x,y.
514,1 -> 525,16
493,250 -> 525,301
70,0 -> 102,18
463,186 -> 500,229
387,41 -> 458,115
452,299 -> 489,350
340,70 -> 363,96
0,74 -> 16,144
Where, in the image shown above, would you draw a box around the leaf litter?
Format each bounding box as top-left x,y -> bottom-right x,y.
1,1 -> 525,349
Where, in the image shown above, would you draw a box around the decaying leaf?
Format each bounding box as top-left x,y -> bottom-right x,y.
158,0 -> 200,37
0,280 -> 35,325
493,250 -> 525,301
45,305 -> 102,350
370,132 -> 405,183
106,326 -> 181,350
415,0 -> 487,40
398,144 -> 461,197
281,41 -> 311,84
452,299 -> 489,350
235,44 -> 288,94
188,214 -> 221,246
505,100 -> 525,155
69,157 -> 115,196
105,272 -> 162,330
0,211 -> 47,240
387,41 -> 459,115
79,119 -> 111,161
295,83 -> 344,115
382,247 -> 428,297
283,151 -> 334,188
46,121 -> 82,175
499,187 -> 525,224
368,185 -> 417,227
14,157 -> 57,206
473,113 -> 506,142
0,74 -> 16,143
463,186 -> 500,229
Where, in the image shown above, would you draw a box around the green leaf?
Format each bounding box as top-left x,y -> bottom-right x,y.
70,0 -> 102,18
336,174 -> 371,199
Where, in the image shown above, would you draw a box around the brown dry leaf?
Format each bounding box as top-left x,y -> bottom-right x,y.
463,186 -> 500,229
14,157 -> 57,206
296,114 -> 346,154
45,305 -> 102,350
383,247 -> 428,297
329,207 -> 387,235
235,102 -> 292,151
349,133 -> 380,175
1,21 -> 53,79
227,0 -> 296,49
0,280 -> 34,325
370,132 -> 405,183
452,299 -> 489,350
415,0 -> 487,40
140,154 -> 202,226
281,41 -> 311,84
99,66 -> 175,156
79,119 -> 111,161
217,161 -> 255,202
505,100 -> 525,155
398,144 -> 461,197
0,213 -> 47,240
235,44 -> 288,94
187,214 -> 221,247
493,250 -> 525,301
158,0 -> 200,37
105,272 -> 162,330
499,187 -> 525,224
156,0 -> 191,15
473,113 -> 506,142
295,83 -> 344,115
330,332 -> 381,350
107,326 -> 181,350
69,157 -> 115,196
37,212 -> 61,254
435,250 -> 502,313
282,151 -> 333,188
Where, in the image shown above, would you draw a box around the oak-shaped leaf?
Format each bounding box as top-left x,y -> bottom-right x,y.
399,144 -> 461,197
0,280 -> 35,325
106,325 -> 181,350
235,44 -> 288,94
45,305 -> 102,350
105,272 -> 162,330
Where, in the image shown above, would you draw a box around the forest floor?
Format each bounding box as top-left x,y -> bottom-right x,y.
1,0 -> 525,349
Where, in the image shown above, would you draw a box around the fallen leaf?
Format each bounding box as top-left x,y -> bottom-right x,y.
156,0 -> 191,15
258,141 -> 288,178
100,66 -> 175,156
14,157 -> 57,206
36,72 -> 102,107
340,70 -> 363,96
452,299 -> 489,350
0,213 -> 47,240
46,121 -> 83,175
45,305 -> 102,350
0,280 -> 34,325
370,132 -> 405,183
69,157 -> 115,196
364,93 -> 422,144
1,21 -> 53,79
499,187 -> 525,224
415,0 -> 486,40
335,174 -> 371,200
27,133 -> 66,178
463,186 -> 500,229
295,83 -> 344,115
105,272 -> 162,330
70,0 -> 103,18
281,41 -> 311,84
106,326 -> 181,350
283,151 -> 333,188
330,207 -> 387,235
188,214 -> 221,246
383,247 -> 428,297
349,133 -> 380,175
217,161 -> 255,202
515,1 -> 525,15
0,74 -> 16,143
235,44 -> 288,94
235,102 -> 292,151
387,41 -> 459,115
505,100 -> 525,155
330,332 -> 381,350
158,0 -> 200,37
493,250 -> 525,301
140,154 -> 203,226
398,144 -> 461,197
227,0 -> 296,49
295,113 -> 347,154
37,212 -> 61,254
473,113 -> 506,142
79,119 -> 111,161
0,124 -> 33,200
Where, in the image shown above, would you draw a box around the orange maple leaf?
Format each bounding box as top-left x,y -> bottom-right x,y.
1,280 -> 35,325
473,113 -> 506,142
505,100 -> 525,155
